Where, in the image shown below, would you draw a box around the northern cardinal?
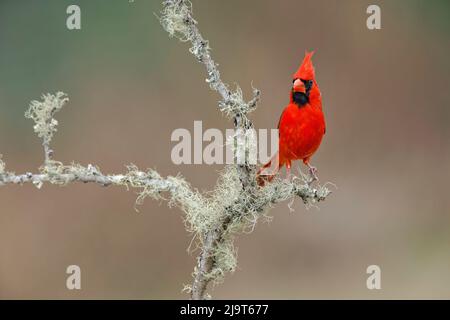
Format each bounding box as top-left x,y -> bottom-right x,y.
257,52 -> 326,186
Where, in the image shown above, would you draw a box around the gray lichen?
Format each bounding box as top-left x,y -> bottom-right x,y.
159,0 -> 259,125
0,155 -> 5,174
25,92 -> 68,145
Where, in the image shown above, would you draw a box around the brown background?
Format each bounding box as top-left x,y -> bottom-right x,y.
0,0 -> 449,298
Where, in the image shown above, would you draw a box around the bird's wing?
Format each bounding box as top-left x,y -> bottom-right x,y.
277,108 -> 287,133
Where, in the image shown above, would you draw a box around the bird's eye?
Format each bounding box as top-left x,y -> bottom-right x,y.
301,79 -> 313,91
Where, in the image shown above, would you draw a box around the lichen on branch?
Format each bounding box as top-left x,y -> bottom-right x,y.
159,0 -> 260,125
25,92 -> 68,144
0,155 -> 5,174
25,92 -> 69,162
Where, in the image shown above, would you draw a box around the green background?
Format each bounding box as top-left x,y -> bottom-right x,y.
0,0 -> 449,298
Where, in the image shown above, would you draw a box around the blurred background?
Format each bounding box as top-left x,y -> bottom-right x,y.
0,0 -> 449,299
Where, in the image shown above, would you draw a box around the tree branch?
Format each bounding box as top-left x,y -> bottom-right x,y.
159,0 -> 260,126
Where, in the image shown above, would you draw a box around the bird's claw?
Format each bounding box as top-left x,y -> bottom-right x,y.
307,165 -> 319,185
284,174 -> 294,183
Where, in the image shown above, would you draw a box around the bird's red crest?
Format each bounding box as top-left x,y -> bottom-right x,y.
293,51 -> 315,80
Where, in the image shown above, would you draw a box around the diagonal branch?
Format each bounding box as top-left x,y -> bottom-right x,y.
160,0 -> 260,127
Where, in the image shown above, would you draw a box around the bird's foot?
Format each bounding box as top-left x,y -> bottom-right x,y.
306,164 -> 319,185
285,166 -> 293,182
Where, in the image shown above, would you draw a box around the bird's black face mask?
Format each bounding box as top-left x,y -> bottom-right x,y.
292,79 -> 313,107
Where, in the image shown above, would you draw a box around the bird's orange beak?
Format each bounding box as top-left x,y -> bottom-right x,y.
293,78 -> 305,93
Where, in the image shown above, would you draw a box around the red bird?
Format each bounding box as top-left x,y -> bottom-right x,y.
257,52 -> 326,186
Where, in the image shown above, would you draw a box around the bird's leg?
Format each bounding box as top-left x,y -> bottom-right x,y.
285,162 -> 292,181
306,162 -> 318,184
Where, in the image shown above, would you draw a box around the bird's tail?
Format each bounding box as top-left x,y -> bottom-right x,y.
256,153 -> 281,187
